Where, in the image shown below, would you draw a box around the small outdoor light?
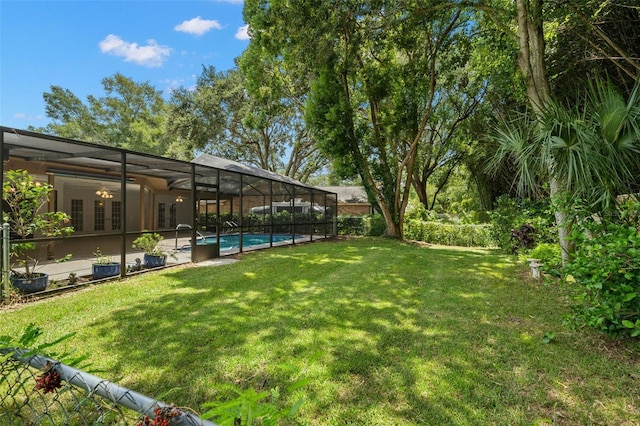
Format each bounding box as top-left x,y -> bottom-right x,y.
176,195 -> 184,203
527,258 -> 544,279
95,188 -> 113,199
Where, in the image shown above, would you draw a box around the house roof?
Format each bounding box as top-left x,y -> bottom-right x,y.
191,153 -> 318,191
319,186 -> 370,204
2,127 -> 192,182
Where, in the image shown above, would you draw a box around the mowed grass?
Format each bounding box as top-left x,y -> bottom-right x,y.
2,237 -> 639,425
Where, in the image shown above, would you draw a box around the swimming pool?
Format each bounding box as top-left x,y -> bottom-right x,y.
189,233 -> 298,251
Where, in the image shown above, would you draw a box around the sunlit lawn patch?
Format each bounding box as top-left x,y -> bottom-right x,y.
2,237 -> 639,425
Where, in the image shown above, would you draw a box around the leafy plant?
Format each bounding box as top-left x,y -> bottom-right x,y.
404,202 -> 437,222
337,216 -> 366,235
0,323 -> 89,368
565,200 -> 640,339
93,247 -> 116,265
363,214 -> 386,237
404,219 -> 495,247
528,243 -> 563,276
489,195 -> 556,253
542,332 -> 556,344
132,233 -> 166,257
201,379 -> 308,426
510,223 -> 536,254
2,170 -> 74,277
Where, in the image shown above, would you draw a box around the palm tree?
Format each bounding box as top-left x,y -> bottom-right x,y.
490,78 -> 640,263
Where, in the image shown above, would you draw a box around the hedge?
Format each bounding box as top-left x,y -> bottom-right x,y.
404,218 -> 496,247
337,215 -> 496,247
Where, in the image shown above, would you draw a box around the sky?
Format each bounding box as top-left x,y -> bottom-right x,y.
0,0 -> 250,130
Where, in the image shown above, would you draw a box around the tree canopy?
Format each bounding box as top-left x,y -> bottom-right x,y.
244,0 -> 486,237
167,64 -> 327,181
26,0 -> 639,232
35,73 -> 184,157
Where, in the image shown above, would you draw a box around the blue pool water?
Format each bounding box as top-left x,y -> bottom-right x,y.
192,233 -> 297,251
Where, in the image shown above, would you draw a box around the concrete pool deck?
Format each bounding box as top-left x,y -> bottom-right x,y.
18,234 -> 319,283
23,249 -> 239,283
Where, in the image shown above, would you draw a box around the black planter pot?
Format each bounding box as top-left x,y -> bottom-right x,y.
143,254 -> 167,268
92,262 -> 121,280
11,273 -> 48,294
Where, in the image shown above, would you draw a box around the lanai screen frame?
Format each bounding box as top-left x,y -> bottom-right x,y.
0,127 -> 337,277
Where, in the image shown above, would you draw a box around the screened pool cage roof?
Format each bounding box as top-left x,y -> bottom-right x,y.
0,127 -> 334,199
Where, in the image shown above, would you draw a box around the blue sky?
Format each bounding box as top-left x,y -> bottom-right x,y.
0,0 -> 249,130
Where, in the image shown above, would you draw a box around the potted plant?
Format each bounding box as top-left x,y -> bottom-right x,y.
2,169 -> 74,294
91,247 -> 121,280
132,232 -> 171,268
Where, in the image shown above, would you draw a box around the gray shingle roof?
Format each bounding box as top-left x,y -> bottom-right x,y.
319,186 -> 370,203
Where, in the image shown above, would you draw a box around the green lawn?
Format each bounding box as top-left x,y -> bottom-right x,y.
2,237 -> 639,425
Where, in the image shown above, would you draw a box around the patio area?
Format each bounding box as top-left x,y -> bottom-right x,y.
14,232 -> 319,285
1,127 -> 337,298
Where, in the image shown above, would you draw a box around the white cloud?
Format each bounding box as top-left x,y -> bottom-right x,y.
13,113 -> 44,120
174,16 -> 222,36
235,24 -> 250,40
99,34 -> 171,67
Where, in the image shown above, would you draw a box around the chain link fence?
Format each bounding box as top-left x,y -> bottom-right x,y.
0,349 -> 216,426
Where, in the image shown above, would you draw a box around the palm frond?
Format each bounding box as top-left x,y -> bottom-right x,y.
488,111 -> 546,198
490,76 -> 640,210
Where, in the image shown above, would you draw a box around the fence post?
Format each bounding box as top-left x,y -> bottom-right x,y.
2,222 -> 9,301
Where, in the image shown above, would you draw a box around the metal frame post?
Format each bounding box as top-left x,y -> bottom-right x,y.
239,174 -> 243,253
269,180 -> 273,247
120,152 -> 127,277
2,223 -> 10,300
191,164 -> 197,263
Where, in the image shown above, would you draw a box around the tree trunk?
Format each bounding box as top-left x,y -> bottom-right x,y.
516,0 -> 571,263
515,0 -> 551,114
382,210 -> 403,238
549,177 -> 571,265
412,174 -> 430,211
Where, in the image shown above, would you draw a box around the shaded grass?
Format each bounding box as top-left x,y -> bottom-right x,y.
1,237 -> 639,425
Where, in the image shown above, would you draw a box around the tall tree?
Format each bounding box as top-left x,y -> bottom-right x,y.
511,0 -> 639,261
244,0 -> 475,237
485,0 -> 639,111
469,0 -> 639,260
168,65 -> 326,181
490,79 -> 640,259
410,38 -> 486,211
36,73 -> 181,157
462,29 -> 528,211
548,0 -> 640,97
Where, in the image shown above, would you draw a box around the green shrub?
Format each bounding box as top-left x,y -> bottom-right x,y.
202,380 -> 308,425
337,216 -> 366,235
404,202 -> 437,222
364,214 -> 386,237
565,200 -> 640,339
404,218 -> 425,241
527,243 -> 562,276
404,219 -> 495,247
489,195 -> 557,253
340,213 -> 495,245
336,215 -> 388,237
